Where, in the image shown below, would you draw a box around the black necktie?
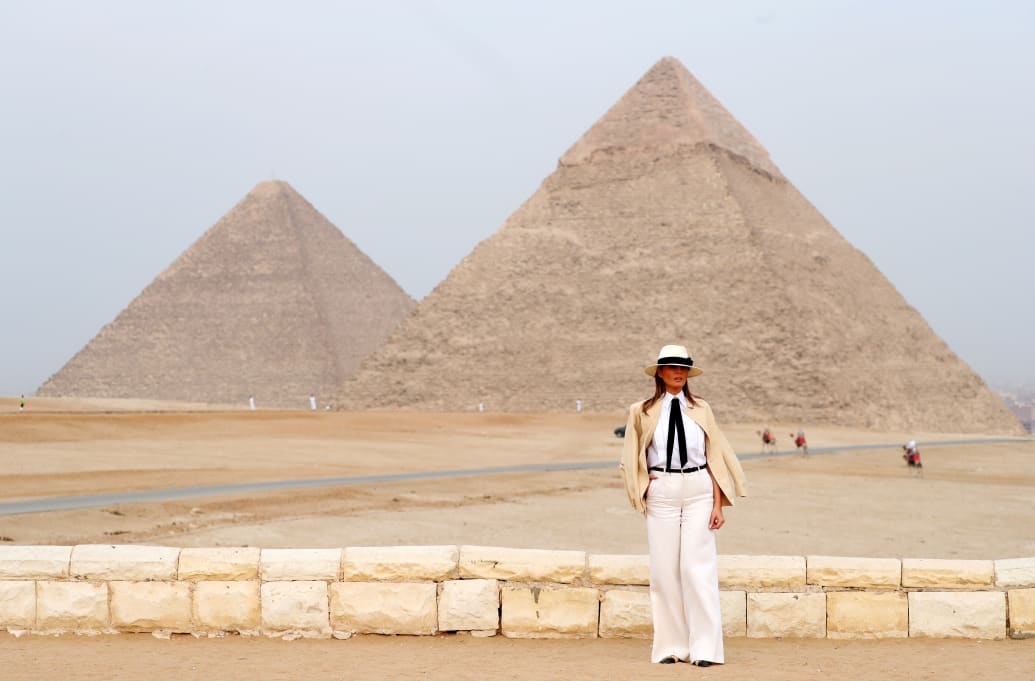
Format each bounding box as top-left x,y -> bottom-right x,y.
667,398 -> 688,471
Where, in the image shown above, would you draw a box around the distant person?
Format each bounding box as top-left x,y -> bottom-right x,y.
576,399 -> 582,413
620,344 -> 747,667
249,395 -> 256,411
757,427 -> 776,454
309,394 -> 317,411
790,429 -> 808,455
902,439 -> 922,474
478,402 -> 484,413
19,395 -> 25,412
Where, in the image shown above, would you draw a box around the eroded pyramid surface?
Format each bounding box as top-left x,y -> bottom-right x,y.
337,58 -> 1019,434
39,181 -> 415,407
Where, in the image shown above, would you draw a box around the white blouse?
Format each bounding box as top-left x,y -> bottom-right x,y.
645,391 -> 707,469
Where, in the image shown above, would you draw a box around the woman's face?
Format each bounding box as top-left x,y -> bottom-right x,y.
657,365 -> 690,394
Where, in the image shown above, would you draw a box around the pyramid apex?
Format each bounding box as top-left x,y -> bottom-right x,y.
559,57 -> 782,178
653,55 -> 686,68
249,179 -> 297,198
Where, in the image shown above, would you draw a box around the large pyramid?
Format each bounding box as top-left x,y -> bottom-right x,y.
39,181 -> 416,407
337,57 -> 1020,434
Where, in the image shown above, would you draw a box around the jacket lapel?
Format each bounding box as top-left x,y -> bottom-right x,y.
685,402 -> 713,452
640,399 -> 663,457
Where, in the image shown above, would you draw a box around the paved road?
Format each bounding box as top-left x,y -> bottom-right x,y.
1,437 -> 1029,516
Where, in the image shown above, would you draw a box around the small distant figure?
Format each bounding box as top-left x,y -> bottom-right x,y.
248,395 -> 256,411
309,394 -> 317,411
902,439 -> 923,476
790,429 -> 808,456
576,399 -> 582,413
478,402 -> 485,413
757,427 -> 776,454
19,395 -> 25,412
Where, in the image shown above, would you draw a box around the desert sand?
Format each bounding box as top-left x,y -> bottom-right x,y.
1,397 -> 1033,679
2,634 -> 1033,681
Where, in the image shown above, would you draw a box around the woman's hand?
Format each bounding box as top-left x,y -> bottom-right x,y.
645,474 -> 658,498
709,506 -> 724,530
706,466 -> 724,529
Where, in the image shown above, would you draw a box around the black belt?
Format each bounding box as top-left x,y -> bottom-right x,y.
649,464 -> 707,473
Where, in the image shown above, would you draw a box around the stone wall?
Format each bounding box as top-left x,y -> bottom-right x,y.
1,545 -> 1032,640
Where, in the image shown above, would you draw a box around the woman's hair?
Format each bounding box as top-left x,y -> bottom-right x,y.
641,374 -> 698,414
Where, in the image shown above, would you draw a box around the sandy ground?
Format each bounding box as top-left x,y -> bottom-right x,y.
2,405 -> 1032,558
2,634 -> 1033,681
1,398 -> 1033,679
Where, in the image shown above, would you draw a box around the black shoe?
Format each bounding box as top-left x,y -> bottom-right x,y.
694,661 -> 713,667
659,656 -> 678,664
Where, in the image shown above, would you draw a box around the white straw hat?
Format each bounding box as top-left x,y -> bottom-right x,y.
644,344 -> 703,377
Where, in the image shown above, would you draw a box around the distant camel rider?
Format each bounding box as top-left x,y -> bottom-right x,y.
790,429 -> 808,455
757,427 -> 776,454
902,440 -> 922,470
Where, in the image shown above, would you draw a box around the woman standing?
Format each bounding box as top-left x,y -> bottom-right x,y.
620,344 -> 747,666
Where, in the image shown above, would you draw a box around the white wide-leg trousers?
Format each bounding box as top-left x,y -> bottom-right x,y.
645,470 -> 724,664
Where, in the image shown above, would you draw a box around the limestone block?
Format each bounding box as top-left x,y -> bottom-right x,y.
71,544 -> 179,581
261,581 -> 330,637
827,591 -> 907,639
460,546 -> 586,583
720,555 -> 806,590
341,546 -> 458,582
179,547 -> 260,581
0,546 -> 71,579
438,579 -> 499,632
110,581 -> 192,633
747,592 -> 826,638
806,555 -> 900,588
720,590 -> 747,638
36,581 -> 109,633
0,581 -> 36,629
260,548 -> 342,581
193,581 -> 260,634
901,559 -> 994,588
908,591 -> 1006,639
598,589 -> 650,638
588,554 -> 649,586
996,557 -> 1035,588
330,582 -> 437,635
501,586 -> 599,638
1008,588 -> 1035,639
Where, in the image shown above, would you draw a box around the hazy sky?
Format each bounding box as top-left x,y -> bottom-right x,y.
2,1 -> 1033,396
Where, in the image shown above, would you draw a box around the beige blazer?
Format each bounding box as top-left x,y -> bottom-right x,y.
620,395 -> 747,514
